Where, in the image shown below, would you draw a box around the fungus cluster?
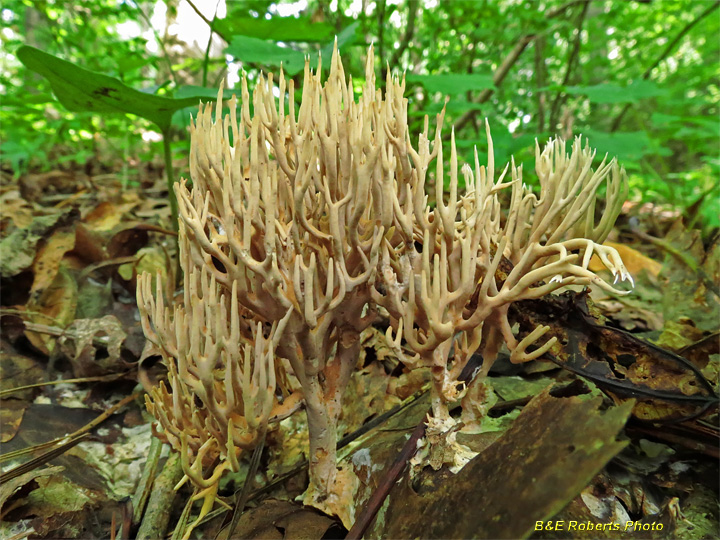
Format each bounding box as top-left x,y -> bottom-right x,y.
137,44 -> 632,530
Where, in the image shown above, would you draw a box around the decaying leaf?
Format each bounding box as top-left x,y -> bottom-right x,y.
511,292 -> 718,422
0,353 -> 45,401
0,399 -> 29,443
0,209 -> 75,278
82,199 -> 140,232
57,315 -> 127,377
28,225 -> 76,299
0,465 -> 64,513
23,266 -> 78,355
222,499 -> 339,540
659,221 -> 720,332
367,389 -> 633,539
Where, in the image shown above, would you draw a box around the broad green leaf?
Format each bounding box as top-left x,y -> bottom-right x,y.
582,129 -> 652,163
406,73 -> 495,95
565,81 -> 667,104
320,22 -> 359,58
651,112 -> 682,125
215,16 -> 334,43
16,46 -> 211,131
174,85 -> 222,101
226,23 -> 359,76
225,36 -> 308,75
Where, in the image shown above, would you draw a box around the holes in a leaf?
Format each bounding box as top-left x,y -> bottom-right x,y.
616,354 -> 635,368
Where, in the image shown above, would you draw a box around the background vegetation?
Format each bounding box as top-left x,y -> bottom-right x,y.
2,0 -> 718,232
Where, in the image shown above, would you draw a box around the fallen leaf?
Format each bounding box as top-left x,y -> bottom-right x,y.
0,399 -> 29,443
369,389 -> 633,539
83,200 -> 140,232
222,498 -> 339,540
24,266 -> 78,355
28,225 -> 76,299
0,465 -> 64,513
0,209 -> 75,278
590,241 -> 663,277
660,221 -> 720,332
0,353 -> 45,401
511,292 -> 718,422
58,315 -> 128,377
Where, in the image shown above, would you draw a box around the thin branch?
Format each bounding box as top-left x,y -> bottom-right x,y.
389,0 -> 419,67
447,35 -> 534,138
549,0 -> 590,130
446,0 -> 586,139
534,35 -> 547,132
130,0 -> 179,87
186,0 -> 230,43
376,0 -> 387,70
185,0 -> 212,27
611,0 -> 719,131
202,0 -> 222,87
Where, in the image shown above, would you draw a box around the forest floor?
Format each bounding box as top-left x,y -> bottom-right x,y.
0,166 -> 718,540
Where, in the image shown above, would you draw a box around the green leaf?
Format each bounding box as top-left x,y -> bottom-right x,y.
565,81 -> 667,104
226,23 -> 359,77
225,36 -> 308,75
406,73 -> 495,95
582,129 -> 652,163
651,112 -> 682,125
320,22 -> 359,58
16,46 -> 210,131
215,16 -> 334,43
174,85 -> 222,101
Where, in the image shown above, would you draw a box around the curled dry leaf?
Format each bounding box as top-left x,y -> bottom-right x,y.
58,315 -> 128,377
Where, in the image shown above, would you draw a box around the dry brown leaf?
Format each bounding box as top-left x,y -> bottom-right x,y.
224,499 -> 338,540
0,465 -> 64,513
24,266 -> 78,355
0,399 -> 28,443
29,226 -> 76,299
368,389 -> 633,540
58,315 -> 128,377
83,200 -> 140,232
589,241 -> 662,277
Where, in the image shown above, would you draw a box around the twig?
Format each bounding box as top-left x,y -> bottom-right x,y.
448,35 -> 535,138
129,0 -> 179,87
611,1 -> 719,131
345,419 -> 427,540
132,436 -> 164,525
0,436 -> 88,484
388,0 -> 419,67
223,430 -> 267,539
447,0 -> 588,138
202,0 -> 222,87
376,0 -> 387,70
137,452 -> 185,540
548,0 -> 590,130
534,35 -> 546,132
186,0 -> 228,43
0,372 -> 129,399
0,392 -> 141,464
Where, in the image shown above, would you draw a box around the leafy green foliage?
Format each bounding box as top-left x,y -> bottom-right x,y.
17,46 -> 206,132
215,16 -> 335,43
564,81 -> 667,104
406,74 -> 495,95
1,0 -> 717,232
